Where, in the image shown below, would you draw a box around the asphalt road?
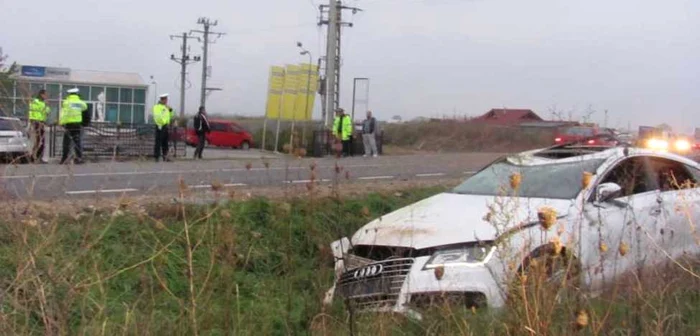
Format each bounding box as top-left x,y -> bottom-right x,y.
0,152 -> 505,201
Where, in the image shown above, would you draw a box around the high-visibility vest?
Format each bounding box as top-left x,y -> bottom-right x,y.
59,94 -> 87,125
332,115 -> 353,141
152,103 -> 172,128
29,98 -> 50,122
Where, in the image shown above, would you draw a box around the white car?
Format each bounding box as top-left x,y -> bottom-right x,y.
0,117 -> 31,163
325,144 -> 700,316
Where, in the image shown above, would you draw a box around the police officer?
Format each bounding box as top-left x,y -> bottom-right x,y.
332,108 -> 353,157
153,93 -> 174,162
28,89 -> 50,163
59,88 -> 88,165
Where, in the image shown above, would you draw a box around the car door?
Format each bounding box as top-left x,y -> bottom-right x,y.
584,156 -> 661,291
648,157 -> 700,260
229,124 -> 245,147
207,122 -> 226,147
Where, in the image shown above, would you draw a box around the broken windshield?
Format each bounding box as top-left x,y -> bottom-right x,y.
452,158 -> 605,199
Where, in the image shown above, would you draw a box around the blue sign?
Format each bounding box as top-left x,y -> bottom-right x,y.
21,66 -> 46,77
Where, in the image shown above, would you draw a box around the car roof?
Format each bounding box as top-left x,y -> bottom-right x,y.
511,145 -> 699,168
209,119 -> 239,124
0,117 -> 21,121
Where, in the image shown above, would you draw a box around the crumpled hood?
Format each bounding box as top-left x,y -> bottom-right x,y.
351,192 -> 574,250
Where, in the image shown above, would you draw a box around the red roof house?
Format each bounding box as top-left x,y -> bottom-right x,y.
472,108 -> 543,125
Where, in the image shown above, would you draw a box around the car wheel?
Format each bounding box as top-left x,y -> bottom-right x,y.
511,244 -> 582,306
241,141 -> 250,150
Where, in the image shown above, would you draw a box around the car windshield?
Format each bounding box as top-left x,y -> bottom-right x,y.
564,127 -> 594,136
452,158 -> 605,199
0,119 -> 23,131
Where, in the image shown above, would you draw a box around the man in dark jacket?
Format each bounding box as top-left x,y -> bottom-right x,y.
193,106 -> 211,159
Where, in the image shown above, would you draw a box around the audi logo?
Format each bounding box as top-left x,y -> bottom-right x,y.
353,264 -> 384,279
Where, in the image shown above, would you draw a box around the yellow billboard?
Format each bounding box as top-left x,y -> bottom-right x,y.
280,64 -> 300,120
265,66 -> 285,119
293,63 -> 318,120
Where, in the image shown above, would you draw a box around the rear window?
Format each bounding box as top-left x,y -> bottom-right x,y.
0,119 -> 22,131
564,127 -> 594,136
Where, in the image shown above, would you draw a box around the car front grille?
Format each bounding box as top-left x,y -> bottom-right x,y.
336,258 -> 414,311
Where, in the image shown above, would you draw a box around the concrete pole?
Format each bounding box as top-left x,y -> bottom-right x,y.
200,22 -> 210,108
179,33 -> 187,118
324,0 -> 338,128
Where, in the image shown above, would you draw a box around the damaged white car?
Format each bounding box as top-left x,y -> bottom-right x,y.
325,144 -> 700,316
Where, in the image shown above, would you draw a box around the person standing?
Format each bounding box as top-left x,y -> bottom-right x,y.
193,106 -> 211,159
28,89 -> 50,163
153,93 -> 174,162
332,108 -> 353,157
362,110 -> 379,158
59,88 -> 87,165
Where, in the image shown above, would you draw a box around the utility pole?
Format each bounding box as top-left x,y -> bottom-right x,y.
191,17 -> 225,109
318,1 -> 362,128
169,32 -> 201,118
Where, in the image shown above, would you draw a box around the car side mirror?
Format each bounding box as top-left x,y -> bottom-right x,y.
596,182 -> 622,203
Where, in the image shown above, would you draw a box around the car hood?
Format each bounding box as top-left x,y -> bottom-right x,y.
351,192 -> 574,250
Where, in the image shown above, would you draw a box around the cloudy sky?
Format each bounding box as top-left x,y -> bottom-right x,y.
1,0 -> 698,131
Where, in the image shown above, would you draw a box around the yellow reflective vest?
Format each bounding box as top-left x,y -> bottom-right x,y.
59,94 -> 87,125
332,115 -> 353,141
152,103 -> 173,129
29,98 -> 50,122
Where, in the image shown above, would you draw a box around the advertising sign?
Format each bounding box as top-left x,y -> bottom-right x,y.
265,66 -> 285,119
21,66 -> 46,77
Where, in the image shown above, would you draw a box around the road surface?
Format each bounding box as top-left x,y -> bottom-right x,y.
0,153 -> 504,201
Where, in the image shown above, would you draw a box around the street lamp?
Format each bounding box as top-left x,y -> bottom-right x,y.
296,42 -> 313,148
149,75 -> 158,123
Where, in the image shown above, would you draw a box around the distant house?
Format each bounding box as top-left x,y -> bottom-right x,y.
472,108 -> 543,125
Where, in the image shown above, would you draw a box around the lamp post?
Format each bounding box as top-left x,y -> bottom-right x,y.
297,42 -> 313,149
149,75 -> 158,123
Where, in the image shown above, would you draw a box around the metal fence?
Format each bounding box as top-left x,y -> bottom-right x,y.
311,129 -> 384,157
48,122 -> 186,160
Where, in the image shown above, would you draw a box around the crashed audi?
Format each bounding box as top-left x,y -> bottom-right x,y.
324,143 -> 700,316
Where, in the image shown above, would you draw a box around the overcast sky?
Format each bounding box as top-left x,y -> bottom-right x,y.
1,0 -> 698,131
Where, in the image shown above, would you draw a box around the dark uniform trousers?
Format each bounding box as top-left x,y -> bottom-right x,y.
60,123 -> 82,164
154,126 -> 170,160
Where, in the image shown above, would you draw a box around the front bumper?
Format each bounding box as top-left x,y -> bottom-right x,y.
332,255 -> 507,317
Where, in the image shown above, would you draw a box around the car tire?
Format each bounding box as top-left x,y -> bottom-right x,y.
240,141 -> 250,151
510,243 -> 582,306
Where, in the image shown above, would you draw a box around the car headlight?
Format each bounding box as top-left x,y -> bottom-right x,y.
646,138 -> 668,150
423,245 -> 495,269
8,137 -> 28,146
674,139 -> 691,151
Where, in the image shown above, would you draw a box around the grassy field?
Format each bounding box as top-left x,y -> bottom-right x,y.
1,185 -> 699,335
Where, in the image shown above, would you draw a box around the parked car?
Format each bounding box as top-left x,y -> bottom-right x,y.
0,117 -> 31,163
554,126 -> 617,146
185,119 -> 253,150
324,142 -> 700,316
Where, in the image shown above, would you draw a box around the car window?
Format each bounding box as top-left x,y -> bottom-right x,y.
648,158 -> 697,191
598,156 -> 657,197
231,125 -> 242,133
187,120 -> 194,128
452,158 -> 605,199
564,127 -> 594,136
0,119 -> 23,131
210,123 -> 229,132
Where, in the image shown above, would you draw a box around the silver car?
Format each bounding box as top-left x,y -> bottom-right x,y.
0,117 -> 31,163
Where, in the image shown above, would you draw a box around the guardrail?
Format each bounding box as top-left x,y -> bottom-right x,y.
48,122 -> 186,160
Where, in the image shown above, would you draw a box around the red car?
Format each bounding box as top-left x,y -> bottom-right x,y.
554,126 -> 616,145
185,119 -> 253,150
